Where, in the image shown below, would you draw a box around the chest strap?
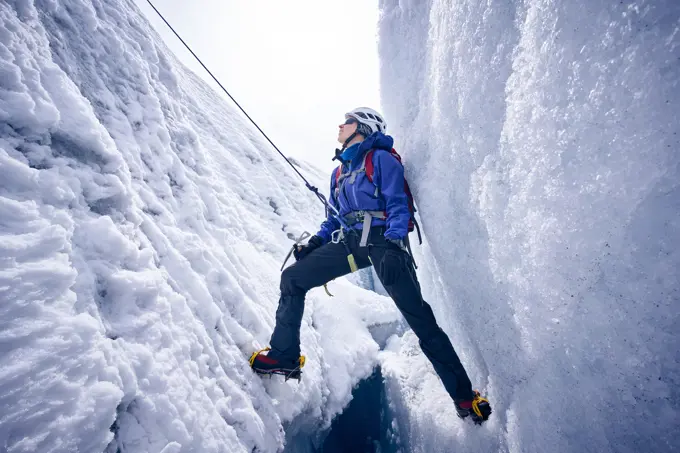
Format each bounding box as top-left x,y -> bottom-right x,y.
335,152 -> 380,198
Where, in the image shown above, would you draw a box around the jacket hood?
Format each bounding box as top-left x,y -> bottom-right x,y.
358,132 -> 394,153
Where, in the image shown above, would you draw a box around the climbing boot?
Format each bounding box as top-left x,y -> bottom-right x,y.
249,347 -> 305,381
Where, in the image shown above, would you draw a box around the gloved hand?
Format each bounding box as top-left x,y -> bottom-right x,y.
293,235 -> 324,261
379,239 -> 409,286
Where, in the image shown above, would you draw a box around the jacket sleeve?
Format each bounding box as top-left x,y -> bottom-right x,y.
373,151 -> 410,240
315,170 -> 341,244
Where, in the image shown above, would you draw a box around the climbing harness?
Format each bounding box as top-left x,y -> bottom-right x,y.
342,210 -> 388,247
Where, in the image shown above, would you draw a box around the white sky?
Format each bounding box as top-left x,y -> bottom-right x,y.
134,0 -> 381,172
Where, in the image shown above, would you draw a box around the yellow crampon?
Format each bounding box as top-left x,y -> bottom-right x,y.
249,347 -> 271,367
471,391 -> 489,418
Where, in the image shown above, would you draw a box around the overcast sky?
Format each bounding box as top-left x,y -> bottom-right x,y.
134,0 -> 381,173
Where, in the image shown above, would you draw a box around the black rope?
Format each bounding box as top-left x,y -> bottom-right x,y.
143,0 -> 332,209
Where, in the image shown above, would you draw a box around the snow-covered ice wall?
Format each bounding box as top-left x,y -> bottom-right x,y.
378,0 -> 679,452
0,1 -> 403,452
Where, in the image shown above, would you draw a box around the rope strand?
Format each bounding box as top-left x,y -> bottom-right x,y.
143,0 -> 328,202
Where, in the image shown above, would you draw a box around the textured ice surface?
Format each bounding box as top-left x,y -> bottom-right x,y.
378,0 -> 679,451
1,0 -> 678,452
0,1 -> 400,452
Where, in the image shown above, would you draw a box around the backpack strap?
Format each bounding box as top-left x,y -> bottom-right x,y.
365,148 -> 422,245
365,148 -> 402,185
333,165 -> 342,198
363,150 -> 379,196
346,154 -> 369,185
365,150 -> 376,182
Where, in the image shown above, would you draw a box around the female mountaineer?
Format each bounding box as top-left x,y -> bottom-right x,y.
250,107 -> 492,424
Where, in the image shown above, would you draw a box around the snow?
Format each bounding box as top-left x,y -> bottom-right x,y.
1,1 -> 400,452
378,0 -> 680,452
1,0 -> 678,452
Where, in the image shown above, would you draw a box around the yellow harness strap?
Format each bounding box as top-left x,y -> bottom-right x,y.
347,254 -> 358,272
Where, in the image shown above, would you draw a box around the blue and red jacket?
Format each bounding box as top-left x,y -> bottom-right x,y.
316,132 -> 410,243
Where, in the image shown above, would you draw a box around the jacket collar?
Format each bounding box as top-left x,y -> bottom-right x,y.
339,143 -> 361,162
337,132 -> 394,168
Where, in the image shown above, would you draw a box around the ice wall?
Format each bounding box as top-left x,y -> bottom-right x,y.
0,1 -> 401,452
378,0 -> 679,451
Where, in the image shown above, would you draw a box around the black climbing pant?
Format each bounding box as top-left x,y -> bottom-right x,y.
268,226 -> 475,402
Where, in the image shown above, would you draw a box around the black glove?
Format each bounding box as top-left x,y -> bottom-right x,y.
293,235 -> 324,261
379,239 -> 409,286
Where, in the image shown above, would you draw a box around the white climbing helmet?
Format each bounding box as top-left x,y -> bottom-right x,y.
345,107 -> 387,134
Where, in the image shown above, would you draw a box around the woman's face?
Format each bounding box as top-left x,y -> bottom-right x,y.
338,117 -> 358,144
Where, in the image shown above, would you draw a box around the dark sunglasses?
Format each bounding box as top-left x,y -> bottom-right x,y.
343,118 -> 358,125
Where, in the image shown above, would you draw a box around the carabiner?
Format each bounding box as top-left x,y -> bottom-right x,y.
331,229 -> 344,244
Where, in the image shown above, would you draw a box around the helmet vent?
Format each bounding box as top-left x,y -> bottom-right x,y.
345,107 -> 387,134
